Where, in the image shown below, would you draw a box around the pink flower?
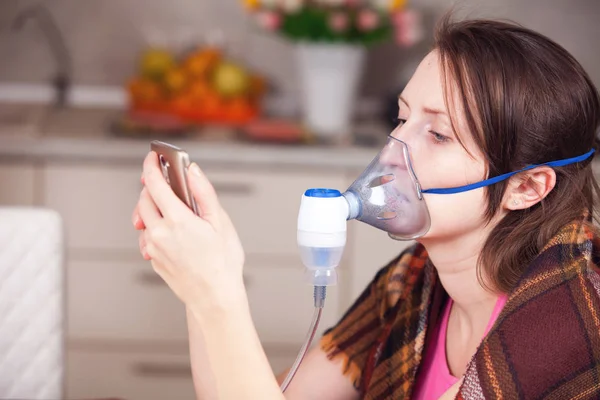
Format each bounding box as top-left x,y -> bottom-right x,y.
329,11 -> 349,32
256,10 -> 282,31
392,9 -> 424,47
357,9 -> 380,31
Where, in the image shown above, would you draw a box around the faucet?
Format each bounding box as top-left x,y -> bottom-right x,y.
11,3 -> 72,108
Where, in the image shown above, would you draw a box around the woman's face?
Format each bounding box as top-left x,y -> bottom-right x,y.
392,50 -> 494,243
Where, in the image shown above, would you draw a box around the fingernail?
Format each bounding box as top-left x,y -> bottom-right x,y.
190,163 -> 201,176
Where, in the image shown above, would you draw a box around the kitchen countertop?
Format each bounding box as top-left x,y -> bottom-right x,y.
2,105 -> 599,175
0,105 -> 386,170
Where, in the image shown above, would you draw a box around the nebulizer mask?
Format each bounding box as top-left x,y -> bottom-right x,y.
279,128 -> 595,392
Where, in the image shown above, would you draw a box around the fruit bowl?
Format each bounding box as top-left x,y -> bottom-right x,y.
125,45 -> 266,129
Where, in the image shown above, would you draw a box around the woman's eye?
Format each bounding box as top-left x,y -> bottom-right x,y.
430,131 -> 449,143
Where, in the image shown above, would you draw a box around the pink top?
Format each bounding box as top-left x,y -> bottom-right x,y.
412,294 -> 508,400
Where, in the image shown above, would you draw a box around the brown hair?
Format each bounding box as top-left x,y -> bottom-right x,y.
434,14 -> 600,293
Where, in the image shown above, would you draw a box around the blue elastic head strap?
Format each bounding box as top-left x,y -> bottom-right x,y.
421,148 -> 596,195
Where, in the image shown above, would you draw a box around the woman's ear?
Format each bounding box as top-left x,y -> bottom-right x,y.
503,166 -> 556,211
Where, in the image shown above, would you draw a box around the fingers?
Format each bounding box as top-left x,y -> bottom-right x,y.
132,204 -> 146,230
137,187 -> 162,228
133,171 -> 148,230
142,151 -> 191,220
187,162 -> 221,223
138,231 -> 150,260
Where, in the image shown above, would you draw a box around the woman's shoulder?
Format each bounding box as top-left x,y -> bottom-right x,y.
466,222 -> 600,398
470,269 -> 600,398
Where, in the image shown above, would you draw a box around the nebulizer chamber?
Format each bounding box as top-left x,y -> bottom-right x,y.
280,137 -> 431,392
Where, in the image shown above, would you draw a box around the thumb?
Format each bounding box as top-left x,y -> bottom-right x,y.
187,162 -> 221,223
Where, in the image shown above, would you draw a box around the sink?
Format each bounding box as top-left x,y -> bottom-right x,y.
0,103 -> 50,138
0,103 -> 125,140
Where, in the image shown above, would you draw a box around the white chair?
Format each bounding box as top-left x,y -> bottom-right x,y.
0,207 -> 64,399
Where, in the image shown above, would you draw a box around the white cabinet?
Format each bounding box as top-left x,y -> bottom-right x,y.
67,350 -> 196,400
67,259 -> 341,344
0,162 -> 36,206
42,163 -> 347,254
5,152 -> 422,398
43,164 -> 142,251
67,259 -> 189,342
67,346 -> 299,400
44,160 -> 349,399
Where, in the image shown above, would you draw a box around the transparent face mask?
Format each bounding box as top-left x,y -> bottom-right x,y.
344,136 -> 431,240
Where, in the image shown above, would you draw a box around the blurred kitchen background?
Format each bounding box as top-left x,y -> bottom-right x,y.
0,0 -> 599,399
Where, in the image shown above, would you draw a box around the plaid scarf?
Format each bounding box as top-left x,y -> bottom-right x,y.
320,221 -> 600,399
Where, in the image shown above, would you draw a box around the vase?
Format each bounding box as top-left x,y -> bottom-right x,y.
295,43 -> 367,141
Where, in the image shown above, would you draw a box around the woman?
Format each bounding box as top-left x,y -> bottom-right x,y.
132,15 -> 600,400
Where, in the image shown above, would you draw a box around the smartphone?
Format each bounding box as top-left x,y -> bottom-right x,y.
150,140 -> 200,216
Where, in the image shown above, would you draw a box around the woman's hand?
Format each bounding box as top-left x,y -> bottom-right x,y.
132,151 -> 246,312
132,152 -> 284,399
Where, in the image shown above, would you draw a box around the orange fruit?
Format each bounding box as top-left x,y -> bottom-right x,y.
170,94 -> 194,118
188,80 -> 214,101
226,97 -> 257,123
163,67 -> 189,95
127,77 -> 163,106
203,94 -> 224,120
183,48 -> 222,79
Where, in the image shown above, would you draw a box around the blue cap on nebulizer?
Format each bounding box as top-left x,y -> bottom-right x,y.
303,188 -> 342,198
297,188 -> 349,287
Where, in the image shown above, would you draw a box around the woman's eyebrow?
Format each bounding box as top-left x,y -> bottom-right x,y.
398,95 -> 448,117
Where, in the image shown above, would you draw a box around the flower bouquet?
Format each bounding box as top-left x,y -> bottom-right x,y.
241,0 -> 423,140
243,0 -> 423,48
